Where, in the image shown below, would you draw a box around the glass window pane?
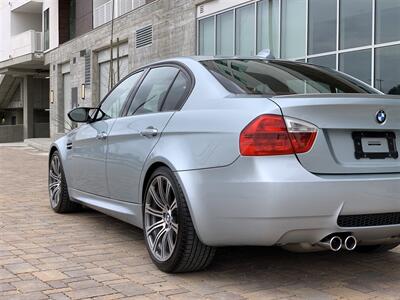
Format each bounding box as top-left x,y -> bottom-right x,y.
340,50 -> 372,85
216,11 -> 234,56
308,0 -> 337,55
128,67 -> 179,115
281,0 -> 306,58
162,72 -> 190,111
375,45 -> 400,94
308,55 -> 336,69
257,0 -> 279,55
376,0 -> 400,44
101,71 -> 143,119
201,59 -> 377,95
236,4 -> 255,56
199,17 -> 215,55
340,0 -> 372,49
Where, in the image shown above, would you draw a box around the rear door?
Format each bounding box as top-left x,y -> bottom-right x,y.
106,65 -> 192,203
272,94 -> 400,174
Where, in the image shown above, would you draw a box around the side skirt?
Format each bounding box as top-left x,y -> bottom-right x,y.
69,188 -> 143,229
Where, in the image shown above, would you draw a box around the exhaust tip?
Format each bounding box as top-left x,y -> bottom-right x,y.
344,236 -> 357,251
329,236 -> 342,252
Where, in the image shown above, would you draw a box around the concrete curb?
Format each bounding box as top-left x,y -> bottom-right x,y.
24,138 -> 52,153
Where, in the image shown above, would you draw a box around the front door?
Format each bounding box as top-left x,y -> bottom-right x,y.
68,70 -> 144,197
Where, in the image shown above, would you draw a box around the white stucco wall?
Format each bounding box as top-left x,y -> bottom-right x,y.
0,2 -> 12,62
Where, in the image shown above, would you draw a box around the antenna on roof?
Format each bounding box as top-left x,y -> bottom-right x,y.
257,49 -> 275,59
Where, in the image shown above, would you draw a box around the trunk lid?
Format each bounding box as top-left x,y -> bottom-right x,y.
271,94 -> 400,174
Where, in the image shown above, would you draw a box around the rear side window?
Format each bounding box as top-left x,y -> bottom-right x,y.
128,67 -> 179,115
162,72 -> 190,111
201,59 -> 378,95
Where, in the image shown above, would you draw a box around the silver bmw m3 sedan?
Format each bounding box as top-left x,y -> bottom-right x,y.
49,57 -> 400,273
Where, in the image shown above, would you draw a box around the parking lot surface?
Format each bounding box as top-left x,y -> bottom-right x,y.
1,145 -> 400,299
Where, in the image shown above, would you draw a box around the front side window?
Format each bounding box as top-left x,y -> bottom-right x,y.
128,67 -> 179,116
201,59 -> 377,96
100,71 -> 144,119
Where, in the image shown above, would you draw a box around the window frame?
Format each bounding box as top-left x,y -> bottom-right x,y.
121,62 -> 195,117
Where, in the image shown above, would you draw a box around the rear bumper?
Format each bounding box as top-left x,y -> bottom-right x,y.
175,156 -> 400,247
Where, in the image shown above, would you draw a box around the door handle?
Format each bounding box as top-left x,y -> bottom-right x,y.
140,127 -> 158,137
96,132 -> 107,140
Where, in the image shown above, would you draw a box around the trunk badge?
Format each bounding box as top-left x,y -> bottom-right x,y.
376,110 -> 387,124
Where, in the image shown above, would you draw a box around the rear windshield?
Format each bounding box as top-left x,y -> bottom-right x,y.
201,59 -> 378,96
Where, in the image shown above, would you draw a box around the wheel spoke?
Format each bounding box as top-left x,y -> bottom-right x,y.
171,221 -> 178,234
49,170 -> 60,181
165,181 -> 171,205
152,227 -> 167,252
170,199 -> 177,212
53,186 -> 61,203
146,219 -> 164,236
49,181 -> 60,190
167,230 -> 175,251
157,177 -> 168,207
160,230 -> 168,258
145,204 -> 163,218
149,186 -> 166,211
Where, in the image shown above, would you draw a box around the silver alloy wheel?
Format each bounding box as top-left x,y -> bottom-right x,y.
144,176 -> 179,262
49,155 -> 62,208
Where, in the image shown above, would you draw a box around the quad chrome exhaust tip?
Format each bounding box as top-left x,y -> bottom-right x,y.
344,235 -> 357,251
318,236 -> 342,252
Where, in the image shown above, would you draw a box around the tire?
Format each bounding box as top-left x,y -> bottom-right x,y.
49,151 -> 80,213
356,243 -> 400,253
143,166 -> 215,273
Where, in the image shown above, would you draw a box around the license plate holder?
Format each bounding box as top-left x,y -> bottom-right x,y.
352,131 -> 398,160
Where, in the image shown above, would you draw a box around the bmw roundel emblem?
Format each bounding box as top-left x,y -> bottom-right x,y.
376,110 -> 387,124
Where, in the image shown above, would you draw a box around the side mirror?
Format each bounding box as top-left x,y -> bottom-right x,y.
68,107 -> 92,123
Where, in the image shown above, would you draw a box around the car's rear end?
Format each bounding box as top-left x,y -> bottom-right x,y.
175,58 -> 400,251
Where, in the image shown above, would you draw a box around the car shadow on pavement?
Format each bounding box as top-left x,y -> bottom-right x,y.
77,208 -> 400,292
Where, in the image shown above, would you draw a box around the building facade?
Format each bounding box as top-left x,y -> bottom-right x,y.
197,0 -> 400,94
0,0 -> 50,142
10,0 -> 399,140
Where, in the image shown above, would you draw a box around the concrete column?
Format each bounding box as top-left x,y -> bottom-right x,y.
22,76 -> 34,139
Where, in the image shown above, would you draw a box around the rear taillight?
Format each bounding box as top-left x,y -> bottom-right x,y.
239,114 -> 317,156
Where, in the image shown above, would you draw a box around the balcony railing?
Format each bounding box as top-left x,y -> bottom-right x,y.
11,30 -> 43,58
94,0 -> 146,28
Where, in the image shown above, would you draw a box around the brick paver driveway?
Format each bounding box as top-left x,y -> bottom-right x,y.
1,145 -> 400,300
